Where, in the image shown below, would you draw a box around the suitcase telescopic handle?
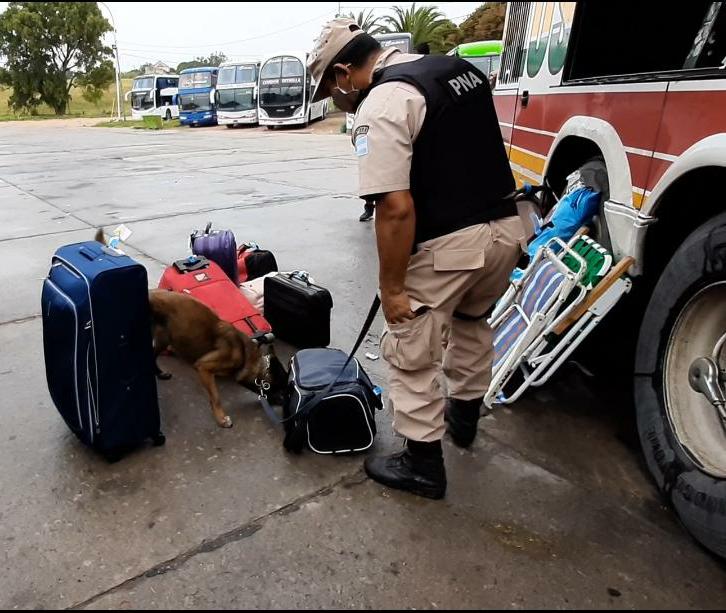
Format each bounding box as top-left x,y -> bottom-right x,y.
204,222 -> 212,235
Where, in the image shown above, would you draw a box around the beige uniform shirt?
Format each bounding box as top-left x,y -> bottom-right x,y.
352,49 -> 427,199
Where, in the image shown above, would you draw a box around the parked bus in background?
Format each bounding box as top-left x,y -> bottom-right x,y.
374,31 -> 414,53
257,53 -> 328,129
127,74 -> 179,121
216,61 -> 260,128
495,0 -> 726,558
178,67 -> 219,127
447,40 -> 503,86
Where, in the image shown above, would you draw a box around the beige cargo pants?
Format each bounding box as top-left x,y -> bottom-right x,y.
380,216 -> 525,442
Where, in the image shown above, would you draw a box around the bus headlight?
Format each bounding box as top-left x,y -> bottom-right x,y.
293,106 -> 303,117
258,108 -> 269,119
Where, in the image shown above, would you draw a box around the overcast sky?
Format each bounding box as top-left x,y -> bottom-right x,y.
0,2 -> 484,71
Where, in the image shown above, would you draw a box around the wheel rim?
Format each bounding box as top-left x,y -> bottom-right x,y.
664,281 -> 726,477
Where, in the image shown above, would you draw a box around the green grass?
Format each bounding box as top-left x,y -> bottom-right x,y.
94,118 -> 181,130
0,78 -> 134,121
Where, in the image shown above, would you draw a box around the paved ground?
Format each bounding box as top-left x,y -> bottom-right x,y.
0,117 -> 724,610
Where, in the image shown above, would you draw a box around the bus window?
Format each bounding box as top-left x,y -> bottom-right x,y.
179,72 -> 212,89
261,58 -> 282,79
499,2 -> 531,85
465,56 -> 492,75
282,58 -> 303,78
567,1 -> 724,80
218,66 -> 236,85
684,3 -> 726,69
236,65 -> 257,83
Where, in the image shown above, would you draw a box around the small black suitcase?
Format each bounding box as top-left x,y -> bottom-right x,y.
264,272 -> 333,348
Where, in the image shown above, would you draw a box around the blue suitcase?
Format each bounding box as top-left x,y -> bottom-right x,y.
41,241 -> 164,460
190,222 -> 238,285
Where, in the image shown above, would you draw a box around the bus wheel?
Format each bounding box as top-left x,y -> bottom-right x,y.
266,125 -> 276,131
635,212 -> 726,558
165,109 -> 172,121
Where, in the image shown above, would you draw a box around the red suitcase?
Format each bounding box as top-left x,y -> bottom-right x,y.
158,256 -> 273,340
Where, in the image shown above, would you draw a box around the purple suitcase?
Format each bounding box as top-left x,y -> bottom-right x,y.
190,222 -> 238,285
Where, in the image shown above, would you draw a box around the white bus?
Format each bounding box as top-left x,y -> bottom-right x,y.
257,52 -> 329,129
216,61 -> 260,127
127,74 -> 179,121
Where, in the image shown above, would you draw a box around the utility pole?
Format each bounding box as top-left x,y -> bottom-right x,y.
99,2 -> 123,121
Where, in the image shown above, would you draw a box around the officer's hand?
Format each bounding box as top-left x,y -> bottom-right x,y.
382,290 -> 416,325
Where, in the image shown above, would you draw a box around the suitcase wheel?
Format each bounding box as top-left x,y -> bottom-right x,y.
152,433 -> 166,447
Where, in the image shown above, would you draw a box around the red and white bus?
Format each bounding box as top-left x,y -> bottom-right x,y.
494,1 -> 726,557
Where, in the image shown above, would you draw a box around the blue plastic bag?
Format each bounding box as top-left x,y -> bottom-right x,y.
511,187 -> 601,281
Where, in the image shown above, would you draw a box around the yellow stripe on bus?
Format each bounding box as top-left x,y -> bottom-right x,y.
509,147 -> 546,176
511,149 -> 649,210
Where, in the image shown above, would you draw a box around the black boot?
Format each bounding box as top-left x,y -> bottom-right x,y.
364,440 -> 446,499
445,397 -> 483,448
359,203 -> 374,222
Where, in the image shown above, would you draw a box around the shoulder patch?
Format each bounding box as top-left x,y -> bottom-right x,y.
353,124 -> 369,141
355,134 -> 369,157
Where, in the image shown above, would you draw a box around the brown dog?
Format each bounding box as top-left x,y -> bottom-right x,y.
96,229 -> 288,428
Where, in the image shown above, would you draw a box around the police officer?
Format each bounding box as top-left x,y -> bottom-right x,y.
307,19 -> 524,499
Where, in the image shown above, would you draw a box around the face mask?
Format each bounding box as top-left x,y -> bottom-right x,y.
331,87 -> 361,113
331,64 -> 362,113
334,65 -> 358,96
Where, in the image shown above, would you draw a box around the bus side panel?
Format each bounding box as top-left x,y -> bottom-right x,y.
494,2 -> 535,178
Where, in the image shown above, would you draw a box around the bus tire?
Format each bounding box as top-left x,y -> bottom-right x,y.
635,211 -> 726,558
164,109 -> 172,121
266,125 -> 275,131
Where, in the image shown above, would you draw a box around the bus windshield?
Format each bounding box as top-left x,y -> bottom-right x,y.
218,87 -> 255,111
218,65 -> 257,85
133,77 -> 154,90
179,93 -> 212,112
131,91 -> 154,110
179,72 -> 212,89
260,57 -> 304,107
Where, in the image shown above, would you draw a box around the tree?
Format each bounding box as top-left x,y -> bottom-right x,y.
458,2 -> 506,44
344,10 -> 386,35
382,3 -> 448,48
428,19 -> 463,54
176,52 -> 227,73
0,2 -> 115,115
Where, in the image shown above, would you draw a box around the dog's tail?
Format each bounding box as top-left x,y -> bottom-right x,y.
94,228 -> 105,245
